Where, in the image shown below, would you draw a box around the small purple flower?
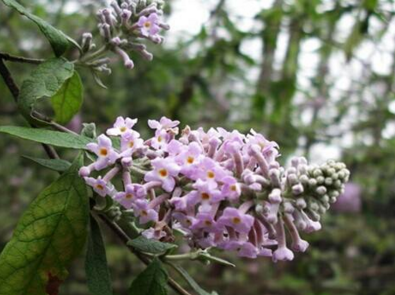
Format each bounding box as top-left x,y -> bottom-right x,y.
144,158 -> 180,192
192,157 -> 229,183
175,142 -> 203,176
148,116 -> 180,131
218,208 -> 254,234
120,130 -> 144,155
114,184 -> 146,209
133,199 -> 158,224
107,117 -> 138,136
138,13 -> 161,37
86,134 -> 119,170
190,212 -> 220,233
221,176 -> 241,201
186,180 -> 224,207
151,129 -> 171,150
84,177 -> 112,197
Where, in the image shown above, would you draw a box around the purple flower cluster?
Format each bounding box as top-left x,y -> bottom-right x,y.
80,0 -> 169,72
80,116 -> 350,261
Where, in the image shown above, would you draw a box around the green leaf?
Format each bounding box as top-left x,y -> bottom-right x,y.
129,258 -> 168,295
0,126 -> 93,149
23,156 -> 71,172
51,71 -> 84,124
0,155 -> 89,295
85,215 -> 113,295
1,0 -> 69,56
127,236 -> 177,255
169,264 -> 217,295
18,58 -> 74,122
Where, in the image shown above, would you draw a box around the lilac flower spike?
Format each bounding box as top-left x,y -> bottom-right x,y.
81,0 -> 170,71
80,117 -> 350,262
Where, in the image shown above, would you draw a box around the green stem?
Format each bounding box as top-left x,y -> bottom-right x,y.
76,45 -> 109,64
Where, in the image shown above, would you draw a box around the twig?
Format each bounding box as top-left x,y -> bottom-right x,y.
97,214 -> 192,295
0,58 -> 60,160
0,52 -> 44,65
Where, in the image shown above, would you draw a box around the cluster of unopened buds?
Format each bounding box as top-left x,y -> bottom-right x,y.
78,0 -> 169,72
79,116 -> 350,262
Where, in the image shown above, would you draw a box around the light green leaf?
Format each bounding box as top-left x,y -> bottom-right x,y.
23,156 -> 71,172
169,264 -> 218,295
0,155 -> 89,295
129,258 -> 168,295
127,236 -> 177,255
0,126 -> 93,149
51,71 -> 83,124
1,0 -> 69,56
85,215 -> 113,295
18,58 -> 74,122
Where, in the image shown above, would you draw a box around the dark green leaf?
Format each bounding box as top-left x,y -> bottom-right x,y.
0,126 -> 93,149
17,58 -> 74,122
85,215 -> 113,295
127,236 -> 177,254
0,155 -> 89,295
1,0 -> 69,56
51,71 -> 84,124
170,264 -> 217,295
23,155 -> 71,172
129,258 -> 168,295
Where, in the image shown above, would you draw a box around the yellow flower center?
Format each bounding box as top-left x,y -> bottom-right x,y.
159,168 -> 168,178
201,193 -> 210,200
125,193 -> 133,199
207,171 -> 215,179
158,136 -> 162,142
99,148 -> 108,156
120,126 -> 127,132
204,220 -> 212,226
231,185 -> 237,191
144,21 -> 151,28
232,217 -> 241,224
187,156 -> 194,164
129,141 -> 134,148
96,184 -> 104,190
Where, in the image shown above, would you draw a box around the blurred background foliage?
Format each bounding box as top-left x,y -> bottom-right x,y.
1,0 -> 395,294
